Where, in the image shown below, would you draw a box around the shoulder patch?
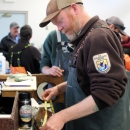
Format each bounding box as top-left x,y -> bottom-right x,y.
93,53 -> 111,73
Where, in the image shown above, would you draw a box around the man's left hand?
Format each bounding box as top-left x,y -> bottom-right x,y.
40,113 -> 65,130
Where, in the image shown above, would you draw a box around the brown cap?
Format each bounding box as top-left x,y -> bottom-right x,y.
39,0 -> 83,27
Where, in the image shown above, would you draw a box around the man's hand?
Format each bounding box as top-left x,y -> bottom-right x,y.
42,82 -> 67,101
40,113 -> 65,130
42,86 -> 59,101
42,66 -> 64,77
41,95 -> 98,130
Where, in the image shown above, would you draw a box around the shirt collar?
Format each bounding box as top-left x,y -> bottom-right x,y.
71,15 -> 99,45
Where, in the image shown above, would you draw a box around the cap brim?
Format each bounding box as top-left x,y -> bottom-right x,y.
118,28 -> 127,36
12,26 -> 19,28
39,10 -> 61,27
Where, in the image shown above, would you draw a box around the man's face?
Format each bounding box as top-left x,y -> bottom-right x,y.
10,27 -> 19,37
109,24 -> 120,33
51,8 -> 81,41
114,27 -> 120,34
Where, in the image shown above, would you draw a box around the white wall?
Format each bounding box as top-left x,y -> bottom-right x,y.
0,0 -> 130,50
0,0 -> 56,50
83,0 -> 130,35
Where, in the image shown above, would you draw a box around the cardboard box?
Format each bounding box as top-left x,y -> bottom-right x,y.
0,91 -> 19,130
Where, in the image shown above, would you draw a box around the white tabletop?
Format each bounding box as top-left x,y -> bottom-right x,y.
2,76 -> 37,91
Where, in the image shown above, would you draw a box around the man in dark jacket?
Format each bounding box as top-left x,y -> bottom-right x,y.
8,25 -> 41,74
0,22 -> 20,61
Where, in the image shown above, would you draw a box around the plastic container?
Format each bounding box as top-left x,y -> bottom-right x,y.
6,61 -> 10,74
0,52 -> 6,74
19,92 -> 32,129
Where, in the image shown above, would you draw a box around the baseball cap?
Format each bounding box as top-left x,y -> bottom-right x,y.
106,16 -> 126,35
10,22 -> 19,28
39,0 -> 83,27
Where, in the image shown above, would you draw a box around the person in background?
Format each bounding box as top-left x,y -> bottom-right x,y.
106,16 -> 130,55
39,0 -> 129,130
8,25 -> 41,74
0,22 -> 20,61
40,30 -> 74,130
40,30 -> 74,80
120,34 -> 130,55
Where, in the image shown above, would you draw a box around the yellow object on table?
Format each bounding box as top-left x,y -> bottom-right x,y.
42,100 -> 55,126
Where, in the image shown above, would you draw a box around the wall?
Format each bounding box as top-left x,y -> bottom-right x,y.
0,0 -> 130,50
0,0 -> 56,50
84,0 -> 130,35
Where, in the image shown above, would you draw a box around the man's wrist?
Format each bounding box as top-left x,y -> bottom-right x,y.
42,66 -> 50,75
56,85 -> 60,94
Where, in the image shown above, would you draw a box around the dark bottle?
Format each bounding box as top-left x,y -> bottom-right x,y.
19,92 -> 32,129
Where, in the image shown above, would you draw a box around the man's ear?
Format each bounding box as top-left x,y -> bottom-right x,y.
70,3 -> 79,15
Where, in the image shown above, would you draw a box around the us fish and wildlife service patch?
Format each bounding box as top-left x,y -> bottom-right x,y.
93,53 -> 111,73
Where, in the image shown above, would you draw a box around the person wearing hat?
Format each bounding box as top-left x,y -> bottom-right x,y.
0,22 -> 20,114
106,16 -> 130,55
0,22 -> 20,61
106,16 -> 127,35
40,0 -> 129,130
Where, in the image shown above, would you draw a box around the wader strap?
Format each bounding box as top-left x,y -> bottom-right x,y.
10,44 -> 30,66
56,30 -> 61,42
70,23 -> 109,68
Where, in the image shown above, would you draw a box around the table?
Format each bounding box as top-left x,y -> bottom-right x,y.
2,76 -> 37,97
0,74 -> 64,102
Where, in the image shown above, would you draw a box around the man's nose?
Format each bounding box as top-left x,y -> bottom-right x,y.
58,26 -> 63,31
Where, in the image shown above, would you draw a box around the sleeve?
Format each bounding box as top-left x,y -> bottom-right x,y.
0,39 -> 8,60
8,48 -> 11,65
122,39 -> 130,48
40,32 -> 54,72
32,47 -> 41,73
84,28 -> 127,109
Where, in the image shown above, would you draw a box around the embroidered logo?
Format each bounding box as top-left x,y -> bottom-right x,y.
93,53 -> 111,73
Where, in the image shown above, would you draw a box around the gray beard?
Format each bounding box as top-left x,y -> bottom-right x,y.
66,34 -> 77,41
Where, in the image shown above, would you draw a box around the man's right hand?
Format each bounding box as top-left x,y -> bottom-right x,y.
42,86 -> 60,101
42,66 -> 64,77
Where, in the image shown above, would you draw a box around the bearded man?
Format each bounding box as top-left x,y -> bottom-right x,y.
39,0 -> 129,130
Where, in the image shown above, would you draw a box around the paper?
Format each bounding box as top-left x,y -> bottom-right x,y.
4,77 -> 32,87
